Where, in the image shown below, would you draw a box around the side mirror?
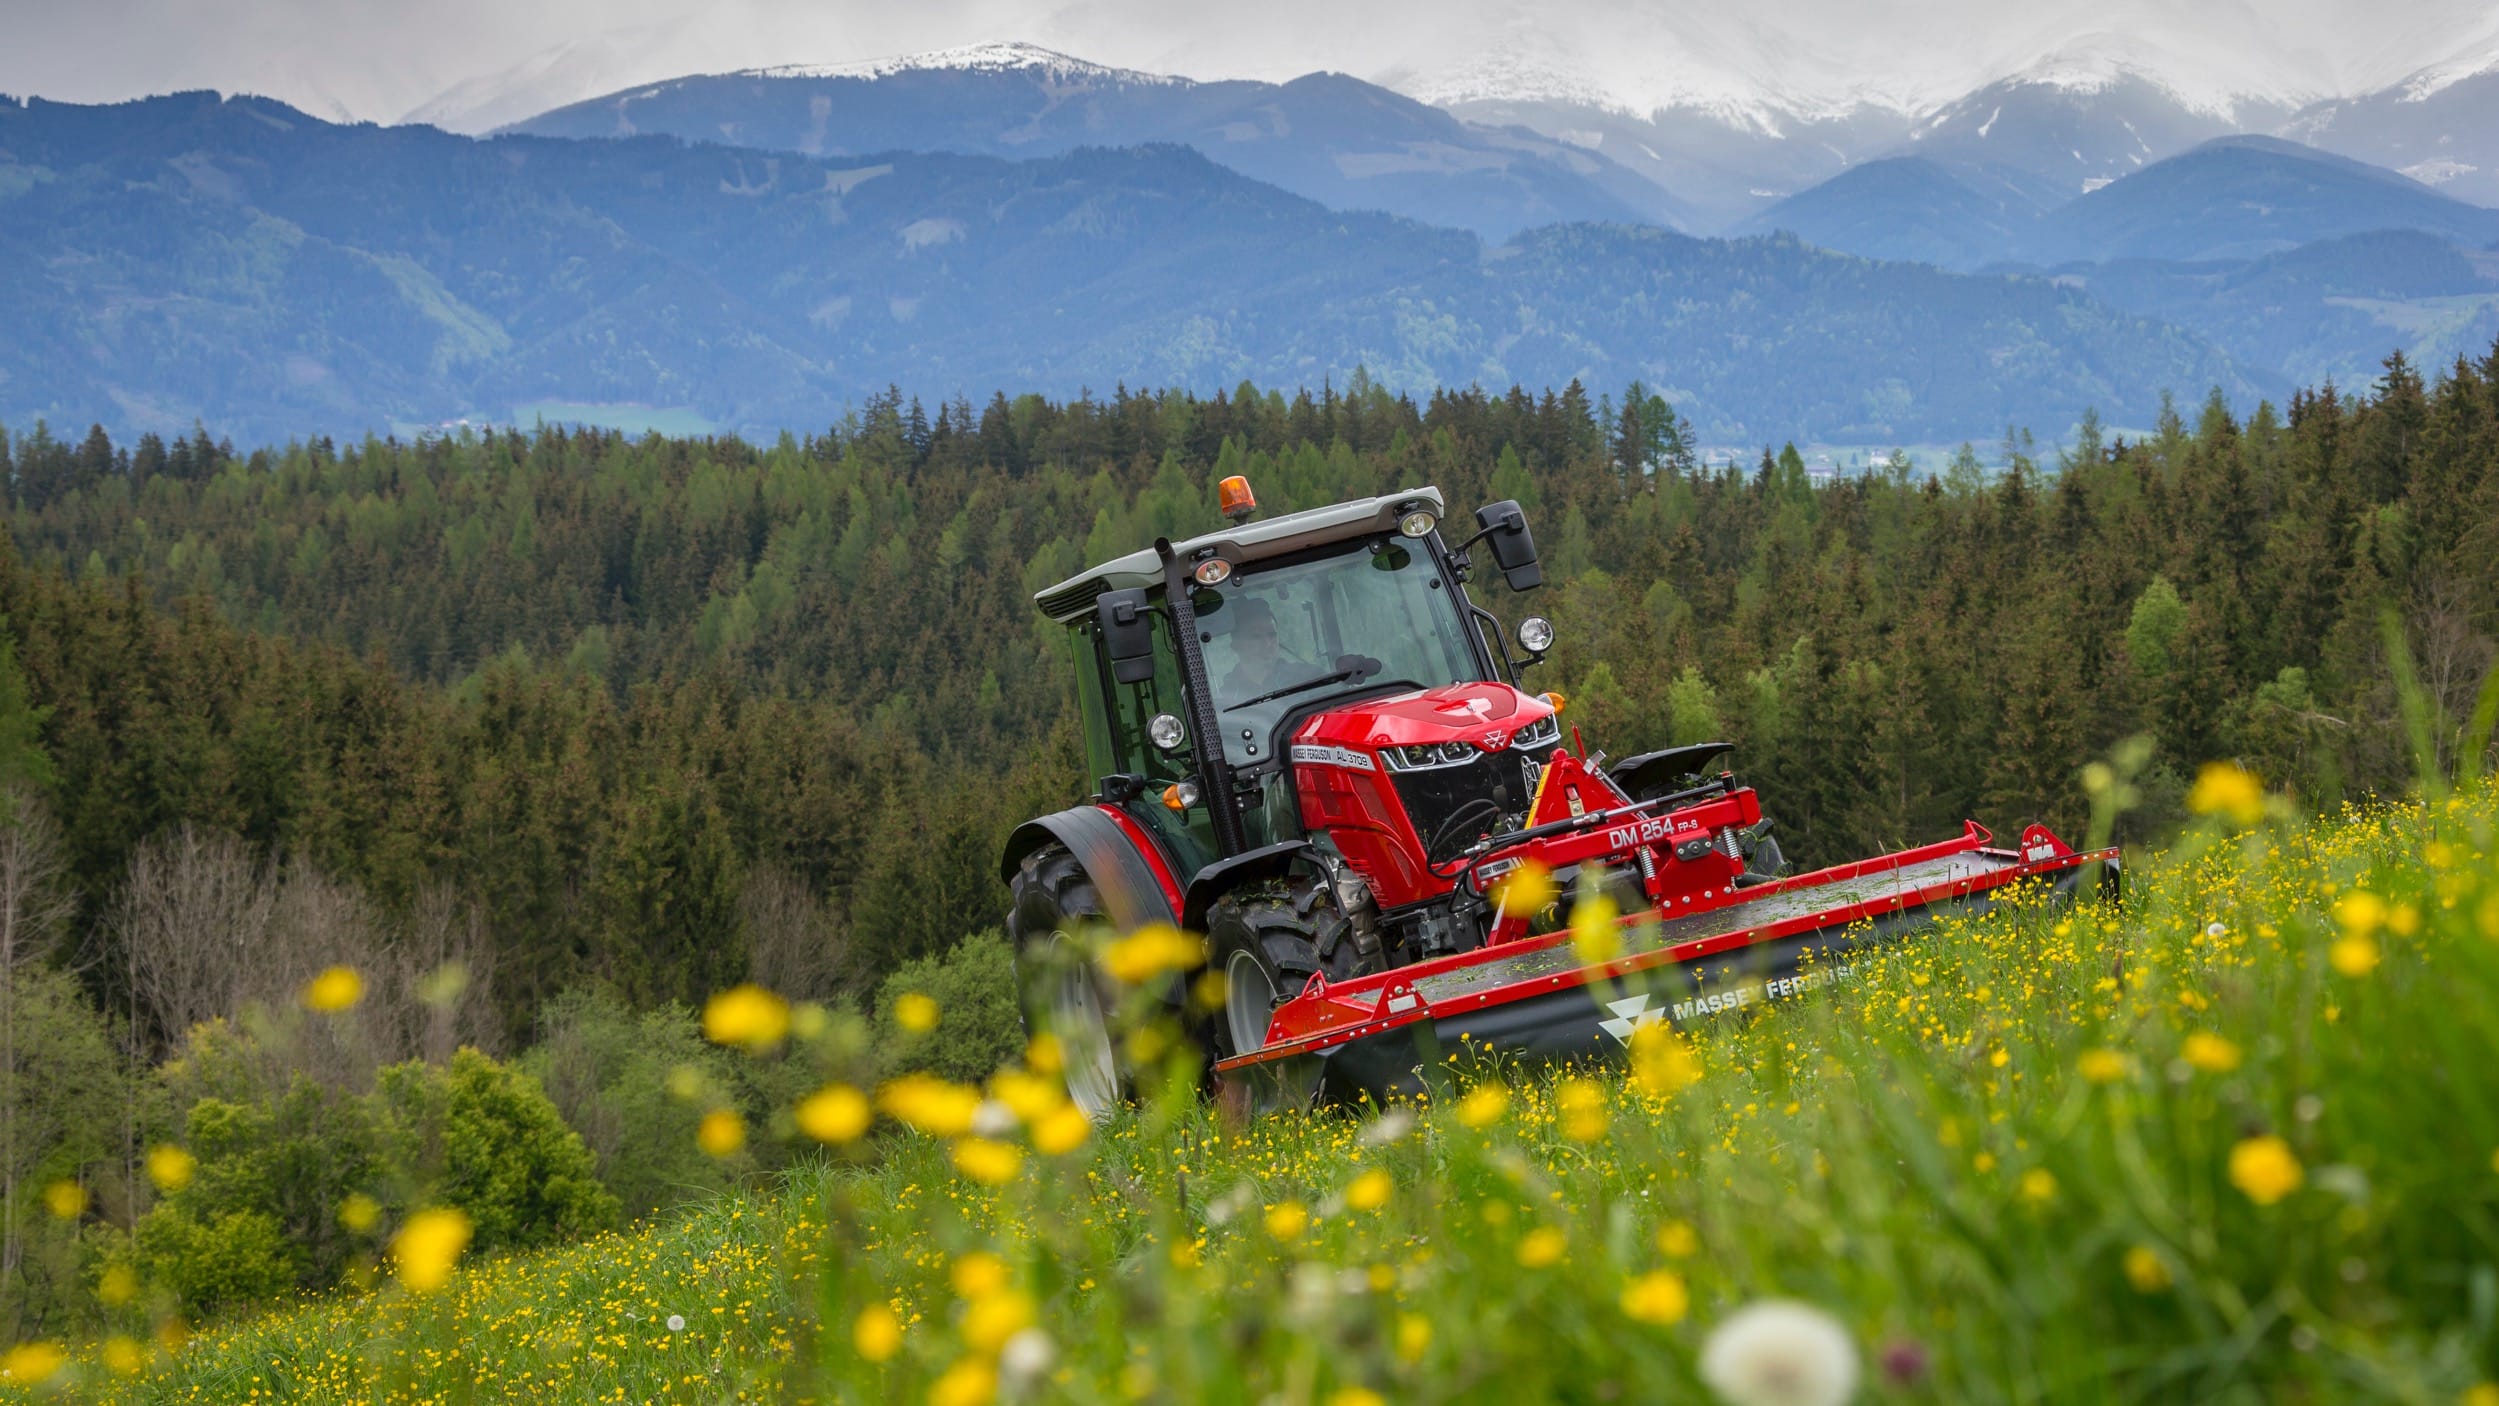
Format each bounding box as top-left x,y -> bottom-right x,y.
1474,500 -> 1542,591
1096,588 -> 1156,684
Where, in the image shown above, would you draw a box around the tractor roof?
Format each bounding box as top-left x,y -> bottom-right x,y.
1033,486 -> 1446,623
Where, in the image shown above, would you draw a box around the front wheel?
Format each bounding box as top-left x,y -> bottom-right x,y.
1205,878 -> 1363,1059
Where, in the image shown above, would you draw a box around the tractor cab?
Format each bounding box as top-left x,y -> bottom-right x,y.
1033,483 -> 1551,888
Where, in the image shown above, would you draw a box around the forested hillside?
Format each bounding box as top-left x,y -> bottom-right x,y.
3,354 -> 2494,1038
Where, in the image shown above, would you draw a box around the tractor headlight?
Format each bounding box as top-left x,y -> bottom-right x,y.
1516,615 -> 1554,654
1509,714 -> 1561,753
1397,507 -> 1439,538
1148,713 -> 1187,752
1383,740 -> 1478,771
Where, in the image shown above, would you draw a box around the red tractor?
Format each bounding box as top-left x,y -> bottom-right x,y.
1003,480 -> 2114,1114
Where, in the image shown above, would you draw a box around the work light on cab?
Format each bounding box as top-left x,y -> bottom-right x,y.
1218,475 -> 1257,523
1517,615 -> 1554,654
1148,713 -> 1187,752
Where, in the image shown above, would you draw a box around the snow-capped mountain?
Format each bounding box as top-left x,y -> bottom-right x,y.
501,44 -> 1694,240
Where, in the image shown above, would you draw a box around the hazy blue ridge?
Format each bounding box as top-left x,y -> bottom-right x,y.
0,91 -> 2270,447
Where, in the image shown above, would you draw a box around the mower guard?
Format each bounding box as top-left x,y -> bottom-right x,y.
1212,821 -> 2118,1109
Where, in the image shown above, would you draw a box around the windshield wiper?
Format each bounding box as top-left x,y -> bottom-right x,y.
1223,655 -> 1392,711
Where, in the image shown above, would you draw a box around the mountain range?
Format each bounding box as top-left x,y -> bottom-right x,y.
0,90 -> 2261,449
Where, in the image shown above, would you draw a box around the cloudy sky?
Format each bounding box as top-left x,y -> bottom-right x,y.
4,0 -> 2496,129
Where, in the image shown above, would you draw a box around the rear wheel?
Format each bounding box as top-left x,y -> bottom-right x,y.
1007,844 -> 1124,1119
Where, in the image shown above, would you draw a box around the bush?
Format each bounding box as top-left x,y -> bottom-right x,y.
519,990 -> 752,1219
133,1079 -> 383,1315
377,1049 -> 618,1252
872,931 -> 1023,1084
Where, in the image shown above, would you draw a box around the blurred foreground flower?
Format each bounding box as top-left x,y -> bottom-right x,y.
880,1074 -> 981,1136
1620,1270 -> 1689,1325
853,1303 -> 902,1362
1345,1168 -> 1392,1212
1571,893 -> 1622,965
2186,762 -> 2265,827
896,991 -> 940,1033
1102,924 -> 1204,984
1629,1023 -> 1702,1097
697,1109 -> 746,1158
1457,1084 -> 1509,1128
797,1084 -> 872,1145
146,1142 -> 196,1193
392,1207 -> 473,1292
703,984 -> 791,1051
1698,1299 -> 1859,1406
42,1180 -> 83,1220
2229,1135 -> 2303,1205
0,1342 -> 65,1385
2077,1049 -> 2128,1083
953,1137 -> 1023,1185
2182,1033 -> 2241,1073
2123,1245 -> 2171,1292
1494,859 -> 1556,919
302,965 -> 365,1013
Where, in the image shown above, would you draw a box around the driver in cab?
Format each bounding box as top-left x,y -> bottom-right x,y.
1217,597 -> 1309,704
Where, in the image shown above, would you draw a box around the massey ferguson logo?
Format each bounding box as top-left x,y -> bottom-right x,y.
1482,729 -> 1507,748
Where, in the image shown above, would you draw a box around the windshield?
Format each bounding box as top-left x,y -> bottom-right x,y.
1197,537 -> 1481,767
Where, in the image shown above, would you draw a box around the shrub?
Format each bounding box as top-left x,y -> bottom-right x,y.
376,1049 -> 618,1253
130,1206 -> 294,1317
871,931 -> 1022,1084
519,990 -> 751,1219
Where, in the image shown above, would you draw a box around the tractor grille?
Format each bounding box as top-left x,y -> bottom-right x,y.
1392,747 -> 1536,863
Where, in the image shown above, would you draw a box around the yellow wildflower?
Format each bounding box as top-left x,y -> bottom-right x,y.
0,1342 -> 65,1386
930,1356 -> 998,1406
989,1070 -> 1064,1123
798,1084 -> 874,1145
1101,924 -> 1204,984
2077,1049 -> 2129,1083
41,1180 -> 82,1220
1628,1024 -> 1701,1097
1571,893 -> 1622,966
2229,1135 -> 2303,1206
146,1143 -> 196,1193
1517,1226 -> 1567,1267
962,1289 -> 1035,1355
2020,1168 -> 2058,1204
1620,1270 -> 1690,1325
1346,1168 -> 1393,1212
697,1109 -> 747,1158
2123,1245 -> 2171,1293
101,1336 -> 146,1376
301,965 -> 365,1013
1656,1220 -> 1698,1257
2186,762 -> 2265,826
391,1207 -> 472,1292
339,1192 -> 382,1233
880,1074 -> 982,1136
2465,1385 -> 2499,1406
2182,1032 -> 2241,1073
1025,1032 -> 1064,1075
895,991 -> 940,1032
1395,1313 -> 1433,1362
1033,1102 -> 1093,1155
952,1254 -> 1010,1297
2335,891 -> 2387,940
952,1137 -> 1023,1186
1493,860 -> 1556,919
97,1262 -> 137,1306
1264,1201 -> 1309,1241
1331,1390 -> 1387,1406
1457,1084 -> 1510,1128
2330,934 -> 2380,977
703,984 -> 791,1051
1558,1078 -> 1610,1141
854,1303 -> 903,1362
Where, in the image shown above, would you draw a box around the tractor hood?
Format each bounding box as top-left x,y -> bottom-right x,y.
1294,681 -> 1557,753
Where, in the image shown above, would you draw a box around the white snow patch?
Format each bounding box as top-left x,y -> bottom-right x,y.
1975,104 -> 2001,138
2400,158 -> 2477,184
748,42 -> 1186,89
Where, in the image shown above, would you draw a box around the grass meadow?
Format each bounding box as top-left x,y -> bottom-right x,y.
5,767 -> 2498,1405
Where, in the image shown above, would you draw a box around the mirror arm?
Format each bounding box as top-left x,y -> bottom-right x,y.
1469,603 -> 1525,685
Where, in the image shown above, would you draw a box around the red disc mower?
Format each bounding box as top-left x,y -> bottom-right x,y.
1002,480 -> 2117,1114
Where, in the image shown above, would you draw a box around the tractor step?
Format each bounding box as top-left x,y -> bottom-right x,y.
1213,821 -> 2117,1109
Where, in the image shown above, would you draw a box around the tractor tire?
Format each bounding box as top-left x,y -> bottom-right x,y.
1205,875 -> 1364,1060
1006,843 -> 1126,1120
